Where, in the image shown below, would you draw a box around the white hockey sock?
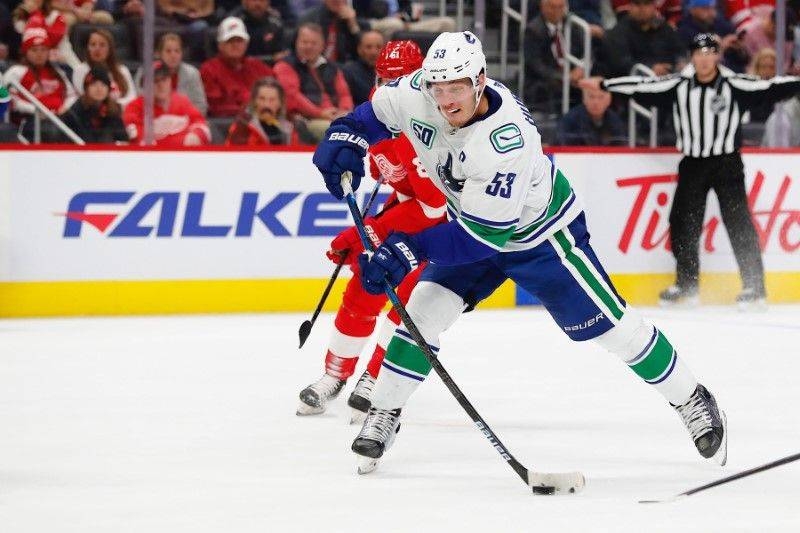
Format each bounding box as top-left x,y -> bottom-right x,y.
594,307 -> 697,406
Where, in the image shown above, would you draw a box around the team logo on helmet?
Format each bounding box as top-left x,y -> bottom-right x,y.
411,118 -> 437,149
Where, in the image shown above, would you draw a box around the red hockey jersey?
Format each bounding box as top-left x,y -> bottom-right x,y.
367,133 -> 446,234
123,92 -> 210,146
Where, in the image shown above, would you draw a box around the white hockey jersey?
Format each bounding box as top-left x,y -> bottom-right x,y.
370,72 -> 583,252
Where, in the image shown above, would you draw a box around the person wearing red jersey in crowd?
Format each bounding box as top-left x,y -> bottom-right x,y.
225,77 -> 300,146
5,22 -> 76,119
12,0 -> 80,67
297,40 -> 447,422
124,61 -> 210,146
722,0 -> 774,31
200,16 -> 275,117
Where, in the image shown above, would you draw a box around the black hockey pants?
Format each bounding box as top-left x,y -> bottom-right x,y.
669,152 -> 765,293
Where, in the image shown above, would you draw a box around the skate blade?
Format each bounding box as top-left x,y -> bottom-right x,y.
349,408 -> 367,425
356,455 -> 379,475
711,410 -> 728,467
296,401 -> 324,416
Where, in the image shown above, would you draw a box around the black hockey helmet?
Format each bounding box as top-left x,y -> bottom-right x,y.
690,33 -> 720,53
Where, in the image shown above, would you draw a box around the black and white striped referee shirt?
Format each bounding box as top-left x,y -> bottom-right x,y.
603,65 -> 800,157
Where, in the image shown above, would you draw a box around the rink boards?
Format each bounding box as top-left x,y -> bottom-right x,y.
0,147 -> 798,317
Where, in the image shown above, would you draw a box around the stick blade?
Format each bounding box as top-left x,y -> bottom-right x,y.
529,471 -> 585,495
298,320 -> 312,348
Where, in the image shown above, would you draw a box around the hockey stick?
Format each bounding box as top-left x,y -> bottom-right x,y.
342,173 -> 585,495
298,177 -> 384,348
639,451 -> 800,504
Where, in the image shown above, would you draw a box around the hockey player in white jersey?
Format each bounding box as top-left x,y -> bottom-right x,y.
312,31 -> 728,474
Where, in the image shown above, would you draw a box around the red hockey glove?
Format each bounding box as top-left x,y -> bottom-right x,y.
326,216 -> 388,265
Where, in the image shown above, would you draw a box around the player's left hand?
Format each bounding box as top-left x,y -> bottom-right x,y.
358,232 -> 424,295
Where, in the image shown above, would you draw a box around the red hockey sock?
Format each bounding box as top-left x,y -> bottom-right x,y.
366,345 -> 385,378
325,351 -> 359,380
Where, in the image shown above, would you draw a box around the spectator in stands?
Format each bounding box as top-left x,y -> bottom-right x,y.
723,0 -> 774,32
51,0 -> 114,27
154,0 -> 214,62
5,22 -> 77,141
124,61 -> 211,146
749,46 -> 776,79
273,22 -> 353,143
600,0 -> 685,78
225,77 -> 300,145
73,29 -> 136,108
61,66 -> 128,143
298,0 -> 370,63
741,8 -> 795,71
523,0 -> 585,113
228,0 -> 288,62
352,0 -> 456,41
612,0 -> 682,27
342,29 -> 383,106
200,16 -> 274,117
762,93 -> 800,146
5,23 -> 76,116
556,84 -> 626,145
676,0 -> 749,72
748,47 -> 778,121
12,0 -> 80,67
135,32 -> 208,115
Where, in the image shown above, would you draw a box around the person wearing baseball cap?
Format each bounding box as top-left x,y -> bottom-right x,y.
581,31 -> 800,309
199,16 -> 275,117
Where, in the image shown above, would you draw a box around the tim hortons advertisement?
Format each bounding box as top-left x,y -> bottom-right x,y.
554,152 -> 800,273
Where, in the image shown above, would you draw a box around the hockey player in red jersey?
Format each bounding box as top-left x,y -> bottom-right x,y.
297,40 -> 447,420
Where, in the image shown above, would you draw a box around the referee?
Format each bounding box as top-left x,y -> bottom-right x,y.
581,33 -> 800,309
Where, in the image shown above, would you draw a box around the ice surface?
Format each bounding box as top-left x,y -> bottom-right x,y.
1,306 -> 799,532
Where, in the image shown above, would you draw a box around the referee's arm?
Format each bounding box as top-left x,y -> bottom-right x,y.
728,75 -> 800,109
580,75 -> 681,108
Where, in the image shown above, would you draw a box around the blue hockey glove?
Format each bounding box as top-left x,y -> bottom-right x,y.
358,232 -> 425,295
312,119 -> 369,200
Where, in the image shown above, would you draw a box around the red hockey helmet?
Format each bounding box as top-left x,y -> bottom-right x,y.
375,40 -> 424,80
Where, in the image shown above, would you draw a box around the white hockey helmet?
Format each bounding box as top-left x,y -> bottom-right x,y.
421,31 -> 487,103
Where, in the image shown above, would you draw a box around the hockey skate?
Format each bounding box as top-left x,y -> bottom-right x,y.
659,285 -> 699,307
351,407 -> 401,474
347,371 -> 376,424
735,287 -> 767,312
296,374 -> 345,416
672,384 -> 727,466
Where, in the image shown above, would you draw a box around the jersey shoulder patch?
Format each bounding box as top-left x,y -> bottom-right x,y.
489,122 -> 524,154
410,117 -> 437,149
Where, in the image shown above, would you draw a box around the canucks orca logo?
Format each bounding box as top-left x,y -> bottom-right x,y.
411,118 -> 436,149
490,123 -> 524,153
437,152 -> 464,192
